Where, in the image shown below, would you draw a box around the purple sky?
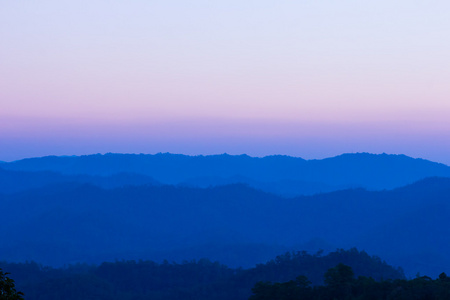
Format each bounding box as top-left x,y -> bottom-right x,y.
1,1 -> 450,164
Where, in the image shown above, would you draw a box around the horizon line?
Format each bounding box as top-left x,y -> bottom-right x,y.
2,151 -> 448,167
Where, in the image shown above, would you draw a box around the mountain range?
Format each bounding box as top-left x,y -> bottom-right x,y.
2,152 -> 450,195
1,153 -> 450,278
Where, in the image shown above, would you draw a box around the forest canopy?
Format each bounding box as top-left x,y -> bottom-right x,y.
0,249 -> 404,300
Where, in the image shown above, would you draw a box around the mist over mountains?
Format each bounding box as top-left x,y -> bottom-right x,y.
1,152 -> 450,278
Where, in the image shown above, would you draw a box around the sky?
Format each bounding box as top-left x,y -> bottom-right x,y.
1,1 -> 450,164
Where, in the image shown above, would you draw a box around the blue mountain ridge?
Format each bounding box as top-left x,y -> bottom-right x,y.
3,152 -> 450,191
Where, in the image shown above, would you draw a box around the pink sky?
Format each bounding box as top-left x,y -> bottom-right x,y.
1,1 -> 450,163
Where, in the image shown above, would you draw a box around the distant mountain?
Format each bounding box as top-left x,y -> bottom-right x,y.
0,167 -> 159,194
3,153 -> 450,192
1,177 -> 450,277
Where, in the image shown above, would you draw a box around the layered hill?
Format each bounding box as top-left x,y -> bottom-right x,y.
2,152 -> 450,195
0,167 -> 159,194
1,177 -> 450,277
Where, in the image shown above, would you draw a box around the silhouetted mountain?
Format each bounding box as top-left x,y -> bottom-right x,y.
0,167 -> 159,193
0,249 -> 404,300
237,248 -> 404,287
3,153 -> 450,192
1,177 -> 450,277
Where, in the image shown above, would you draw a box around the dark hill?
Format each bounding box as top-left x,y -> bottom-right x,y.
0,249 -> 404,300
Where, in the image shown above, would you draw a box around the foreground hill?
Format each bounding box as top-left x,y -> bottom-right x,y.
3,152 -> 450,192
1,177 -> 450,276
249,264 -> 450,300
0,249 -> 404,300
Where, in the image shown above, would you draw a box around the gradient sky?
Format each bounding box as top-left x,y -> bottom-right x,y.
1,1 -> 450,163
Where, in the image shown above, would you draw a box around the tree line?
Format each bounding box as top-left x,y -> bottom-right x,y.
250,263 -> 450,300
0,249 -> 404,300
